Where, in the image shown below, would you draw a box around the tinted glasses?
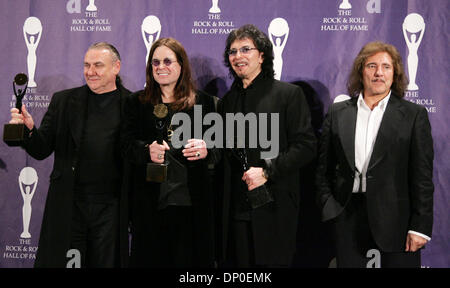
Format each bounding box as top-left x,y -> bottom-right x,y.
151,58 -> 177,67
227,46 -> 258,56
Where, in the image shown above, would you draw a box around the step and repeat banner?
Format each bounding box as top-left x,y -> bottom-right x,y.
0,0 -> 448,268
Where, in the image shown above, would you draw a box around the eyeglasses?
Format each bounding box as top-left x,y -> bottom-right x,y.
227,46 -> 258,56
151,58 -> 177,67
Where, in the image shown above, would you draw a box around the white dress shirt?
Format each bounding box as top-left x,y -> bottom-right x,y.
352,92 -> 390,193
351,91 -> 430,241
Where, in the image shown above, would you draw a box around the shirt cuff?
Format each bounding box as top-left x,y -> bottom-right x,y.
262,158 -> 273,180
408,230 -> 431,241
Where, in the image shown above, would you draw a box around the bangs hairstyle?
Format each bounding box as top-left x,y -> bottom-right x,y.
140,37 -> 196,111
223,24 -> 275,79
347,41 -> 408,98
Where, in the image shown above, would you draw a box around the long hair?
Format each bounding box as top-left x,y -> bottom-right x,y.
140,38 -> 196,111
347,41 -> 407,98
223,24 -> 275,80
88,42 -> 122,86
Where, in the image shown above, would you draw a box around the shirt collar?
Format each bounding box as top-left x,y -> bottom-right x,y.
357,91 -> 391,111
234,71 -> 265,91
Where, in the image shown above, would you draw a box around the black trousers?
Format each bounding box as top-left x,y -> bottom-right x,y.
70,196 -> 119,268
225,220 -> 289,268
133,206 -> 194,268
333,193 -> 421,268
228,220 -> 255,268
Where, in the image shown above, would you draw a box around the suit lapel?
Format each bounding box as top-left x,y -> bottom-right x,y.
368,95 -> 405,170
338,99 -> 357,171
68,86 -> 89,149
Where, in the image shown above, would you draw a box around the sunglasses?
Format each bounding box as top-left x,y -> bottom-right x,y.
151,58 -> 178,67
227,46 -> 258,56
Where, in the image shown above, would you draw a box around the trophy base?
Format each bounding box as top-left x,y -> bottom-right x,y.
407,83 -> 419,91
146,162 -> 168,183
20,231 -> 31,239
86,5 -> 97,11
209,7 -> 221,13
3,123 -> 25,146
246,185 -> 274,209
339,3 -> 352,9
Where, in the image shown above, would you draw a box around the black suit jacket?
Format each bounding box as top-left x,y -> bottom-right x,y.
22,84 -> 132,267
219,74 -> 317,265
316,94 -> 434,252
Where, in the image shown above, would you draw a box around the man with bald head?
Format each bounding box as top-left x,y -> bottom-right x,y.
8,42 -> 131,268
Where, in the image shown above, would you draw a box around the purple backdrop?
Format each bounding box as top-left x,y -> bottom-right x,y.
0,0 -> 448,268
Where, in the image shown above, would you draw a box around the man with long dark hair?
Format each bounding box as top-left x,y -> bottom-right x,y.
316,41 -> 434,267
121,38 -> 219,267
219,24 -> 316,267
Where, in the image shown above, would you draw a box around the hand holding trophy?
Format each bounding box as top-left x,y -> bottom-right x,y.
232,148 -> 274,209
3,73 -> 29,146
146,103 -> 170,182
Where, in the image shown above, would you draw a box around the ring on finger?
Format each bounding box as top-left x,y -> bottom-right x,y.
158,154 -> 163,159
195,151 -> 200,157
